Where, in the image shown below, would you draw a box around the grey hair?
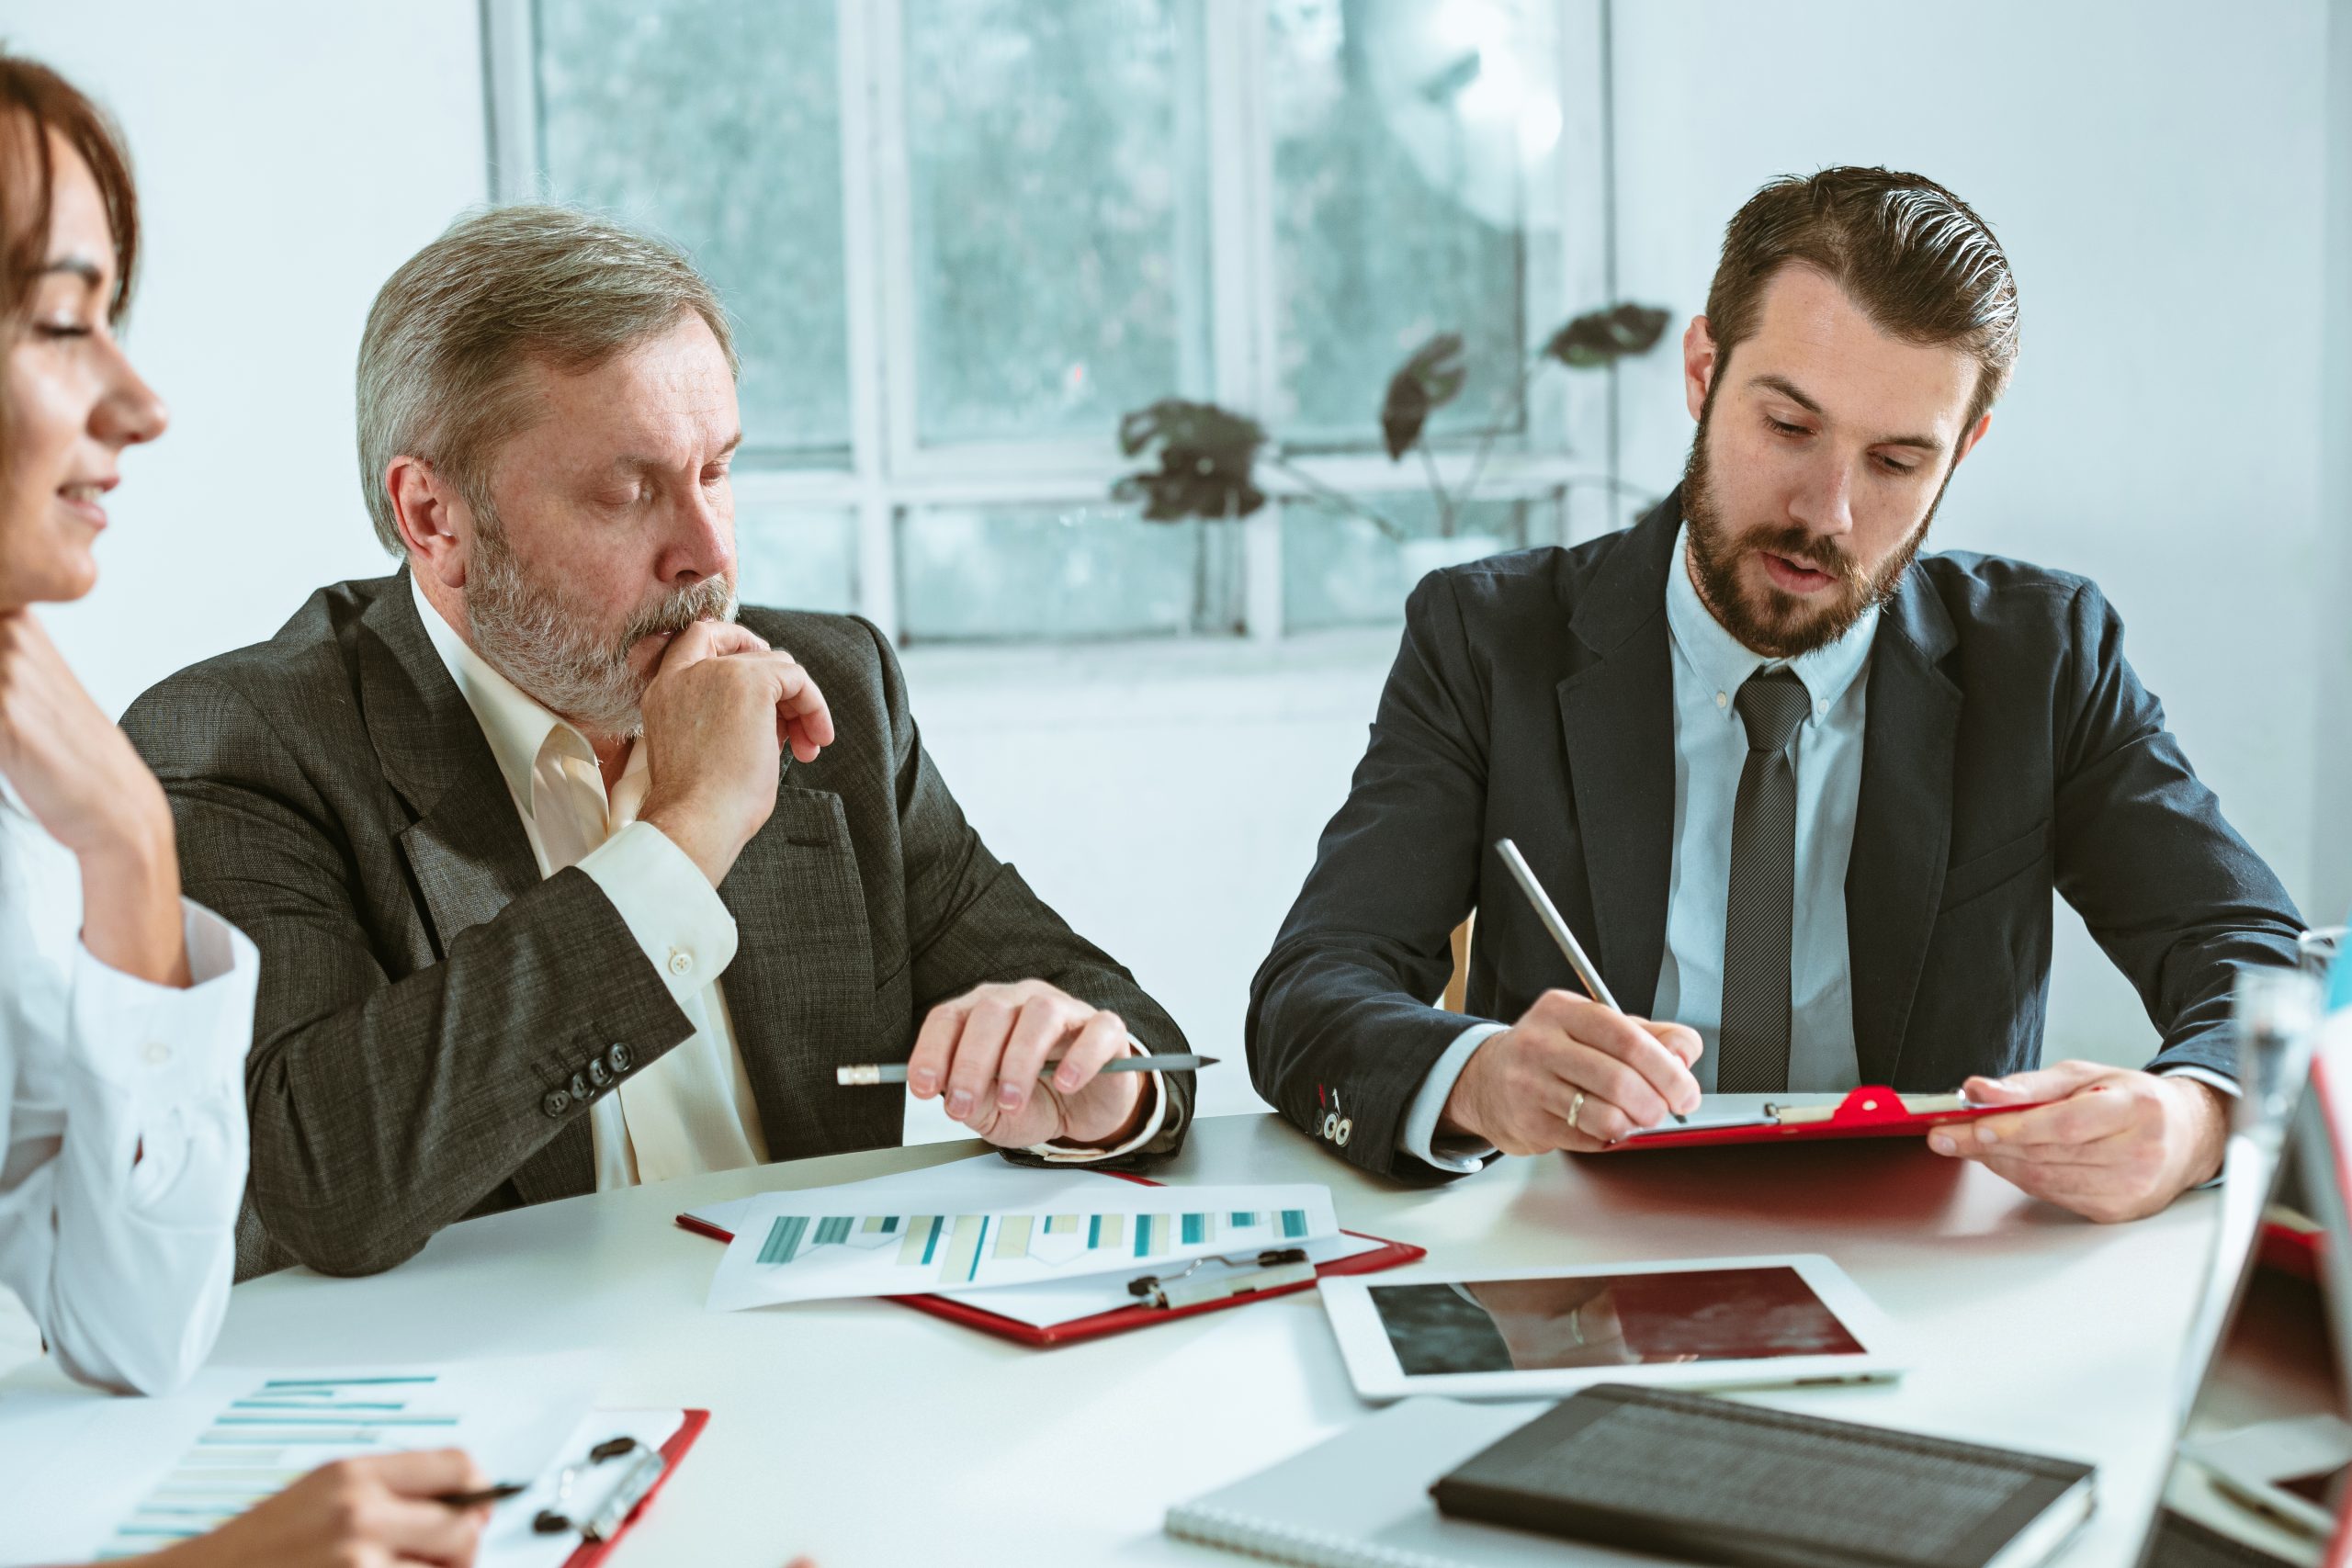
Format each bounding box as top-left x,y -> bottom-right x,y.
355,204 -> 737,555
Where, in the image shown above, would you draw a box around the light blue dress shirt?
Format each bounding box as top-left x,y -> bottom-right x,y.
1400,525 -> 1873,1169
1396,524 -> 2231,1173
1651,524 -> 1874,1093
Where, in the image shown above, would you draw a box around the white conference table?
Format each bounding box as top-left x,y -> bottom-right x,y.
210,1111 -> 2215,1567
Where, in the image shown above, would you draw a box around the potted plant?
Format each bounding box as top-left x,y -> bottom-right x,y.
1113,300 -> 1670,594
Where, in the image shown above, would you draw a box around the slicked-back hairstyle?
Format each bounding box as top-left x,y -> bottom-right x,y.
1705,166 -> 2019,432
0,51 -> 140,482
356,204 -> 736,555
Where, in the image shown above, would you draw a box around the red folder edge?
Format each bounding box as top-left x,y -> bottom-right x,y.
560,1407 -> 709,1568
1608,1084 -> 2051,1151
673,1168 -> 1424,1348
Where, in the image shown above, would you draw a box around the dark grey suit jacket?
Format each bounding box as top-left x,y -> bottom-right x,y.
124,572 -> 1193,1279
1248,492 -> 2301,1179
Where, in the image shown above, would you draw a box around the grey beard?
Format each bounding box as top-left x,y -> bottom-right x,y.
464,515 -> 738,741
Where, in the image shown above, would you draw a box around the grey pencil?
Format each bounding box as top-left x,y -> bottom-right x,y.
1493,838 -> 1686,1122
836,1054 -> 1218,1087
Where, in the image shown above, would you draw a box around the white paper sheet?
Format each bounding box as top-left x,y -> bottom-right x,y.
684,1152 -> 1119,1238
705,1175 -> 1340,1312
0,1354 -> 594,1567
686,1158 -> 1384,1328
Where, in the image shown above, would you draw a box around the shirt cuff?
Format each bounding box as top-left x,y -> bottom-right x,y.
1399,1022 -> 1507,1174
68,899 -> 259,1095
1029,1038 -> 1168,1164
69,899 -> 258,1208
2160,1065 -> 2239,1099
579,819 -> 740,1007
2159,1066 -> 2237,1190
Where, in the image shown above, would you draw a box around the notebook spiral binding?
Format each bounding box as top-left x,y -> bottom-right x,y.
1165,1504 -> 1468,1568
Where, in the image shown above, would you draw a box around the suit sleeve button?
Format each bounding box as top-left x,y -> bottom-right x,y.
570,1071 -> 591,1100
608,1043 -> 633,1072
588,1058 -> 613,1089
542,1090 -> 571,1118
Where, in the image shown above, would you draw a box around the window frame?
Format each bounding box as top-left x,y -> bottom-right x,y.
482,0 -> 1619,647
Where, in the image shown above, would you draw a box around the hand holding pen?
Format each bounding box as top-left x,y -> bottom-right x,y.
1430,840 -> 1705,1156
882,979 -> 1192,1153
142,1449 -> 494,1568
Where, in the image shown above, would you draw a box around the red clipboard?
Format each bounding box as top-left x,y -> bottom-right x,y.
674,1168 -> 1423,1348
2257,1218 -> 2324,1283
560,1408 -> 709,1568
1609,1085 -> 2052,1151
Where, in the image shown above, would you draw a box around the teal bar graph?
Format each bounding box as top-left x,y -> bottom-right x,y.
760,1215 -> 810,1265
102,1371 -> 478,1562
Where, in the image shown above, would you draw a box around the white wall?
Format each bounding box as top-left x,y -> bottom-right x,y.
3,1 -> 2336,1123
1610,0 -> 2331,1063
0,0 -> 489,713
2319,0 -> 2352,921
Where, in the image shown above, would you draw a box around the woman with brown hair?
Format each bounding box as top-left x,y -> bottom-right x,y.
0,51 -> 492,1568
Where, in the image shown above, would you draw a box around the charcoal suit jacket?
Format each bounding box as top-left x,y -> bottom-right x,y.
1247,491 -> 2300,1178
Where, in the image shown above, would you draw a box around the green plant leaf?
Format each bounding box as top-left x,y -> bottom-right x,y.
1109,399 -> 1269,522
1380,332 -> 1467,460
1544,302 -> 1672,368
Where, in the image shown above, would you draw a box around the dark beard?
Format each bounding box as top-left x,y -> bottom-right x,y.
1679,399 -> 1948,660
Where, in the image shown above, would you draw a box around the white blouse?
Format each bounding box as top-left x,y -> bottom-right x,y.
0,779 -> 257,1393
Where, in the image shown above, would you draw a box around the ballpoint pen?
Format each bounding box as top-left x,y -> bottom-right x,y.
835,1053 -> 1217,1087
1493,838 -> 1688,1124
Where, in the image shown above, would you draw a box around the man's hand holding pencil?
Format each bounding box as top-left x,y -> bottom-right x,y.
1437,840 -> 1704,1155
1439,990 -> 1704,1154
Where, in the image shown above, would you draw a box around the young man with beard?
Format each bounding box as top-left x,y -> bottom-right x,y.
122,207 -> 1193,1280
1247,166 -> 2300,1224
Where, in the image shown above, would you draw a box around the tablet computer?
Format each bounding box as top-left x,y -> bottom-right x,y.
1318,1254 -> 1905,1402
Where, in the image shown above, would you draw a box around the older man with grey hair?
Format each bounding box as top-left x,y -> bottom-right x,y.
123,206 -> 1194,1280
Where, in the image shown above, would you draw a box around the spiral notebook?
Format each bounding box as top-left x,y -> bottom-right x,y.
1164,1397 -> 1656,1568
1167,1390 -> 2095,1568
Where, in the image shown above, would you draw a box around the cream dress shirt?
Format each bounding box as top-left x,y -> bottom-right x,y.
0,775 -> 258,1393
412,578 -> 1159,1187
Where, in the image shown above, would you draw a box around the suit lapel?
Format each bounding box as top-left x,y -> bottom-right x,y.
358,576 -> 545,955
1846,571 -> 1962,1086
356,575 -> 594,1201
1554,501 -> 1680,1016
718,783 -> 887,1158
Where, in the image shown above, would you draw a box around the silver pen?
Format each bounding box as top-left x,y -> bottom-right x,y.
835,1053 -> 1216,1087
1493,838 -> 1687,1123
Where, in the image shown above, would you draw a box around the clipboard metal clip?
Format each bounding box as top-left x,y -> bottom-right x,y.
533,1435 -> 672,1544
1128,1247 -> 1315,1311
1760,1090 -> 1975,1128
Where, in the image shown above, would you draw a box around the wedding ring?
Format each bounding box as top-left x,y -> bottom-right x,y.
1569,1089 -> 1586,1135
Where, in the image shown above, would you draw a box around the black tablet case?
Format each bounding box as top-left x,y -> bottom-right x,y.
1430,1382 -> 2094,1568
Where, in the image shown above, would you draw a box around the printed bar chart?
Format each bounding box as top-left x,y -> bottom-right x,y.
707,1182 -> 1341,1311
98,1376 -> 464,1559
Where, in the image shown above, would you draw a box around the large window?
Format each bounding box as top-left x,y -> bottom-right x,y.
486,0 -> 1611,644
